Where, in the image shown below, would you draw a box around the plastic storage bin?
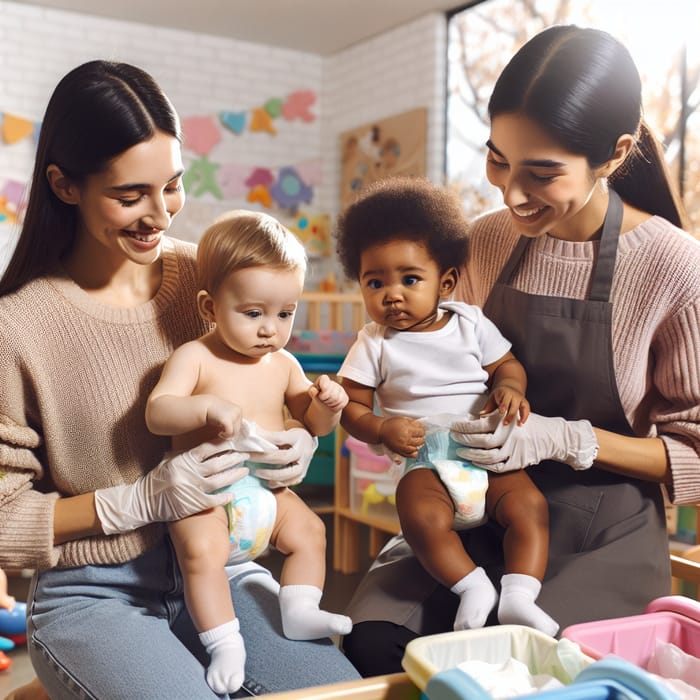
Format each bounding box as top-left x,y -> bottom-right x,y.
562,595 -> 700,669
344,436 -> 397,519
424,658 -> 677,700
402,626 -> 676,700
402,625 -> 593,693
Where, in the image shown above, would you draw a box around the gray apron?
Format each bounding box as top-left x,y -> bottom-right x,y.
345,190 -> 671,634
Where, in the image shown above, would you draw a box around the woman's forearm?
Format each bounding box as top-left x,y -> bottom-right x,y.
593,428 -> 671,484
53,492 -> 104,545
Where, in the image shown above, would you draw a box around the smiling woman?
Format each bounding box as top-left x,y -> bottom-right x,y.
0,60 -> 360,699
45,132 -> 186,306
342,25 -> 700,678
447,0 -> 700,232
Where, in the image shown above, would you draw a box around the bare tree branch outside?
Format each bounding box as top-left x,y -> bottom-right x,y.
447,0 -> 700,235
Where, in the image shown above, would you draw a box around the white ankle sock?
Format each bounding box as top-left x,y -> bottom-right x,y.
497,573 -> 559,636
450,567 -> 498,631
199,618 -> 246,694
279,584 -> 353,640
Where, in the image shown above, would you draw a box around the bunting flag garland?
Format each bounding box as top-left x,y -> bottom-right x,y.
0,90 -> 316,148
0,112 -> 42,146
1,89 -> 319,216
181,116 -> 221,156
0,178 -> 26,223
182,89 -> 317,148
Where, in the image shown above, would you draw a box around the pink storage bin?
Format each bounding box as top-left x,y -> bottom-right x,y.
561,596 -> 700,669
345,436 -> 397,519
344,436 -> 393,473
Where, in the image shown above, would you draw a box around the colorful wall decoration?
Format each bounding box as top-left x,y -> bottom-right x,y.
0,112 -> 41,147
180,89 -> 320,215
1,89 -> 323,228
339,107 -> 427,209
0,178 -> 26,224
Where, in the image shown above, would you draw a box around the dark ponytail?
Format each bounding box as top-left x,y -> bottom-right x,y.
488,25 -> 688,229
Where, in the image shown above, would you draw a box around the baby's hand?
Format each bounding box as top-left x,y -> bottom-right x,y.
205,398 -> 243,438
379,417 -> 425,458
308,374 -> 349,413
481,386 -> 530,426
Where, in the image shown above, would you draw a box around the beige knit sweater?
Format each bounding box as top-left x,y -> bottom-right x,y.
0,237 -> 208,570
456,208 -> 700,505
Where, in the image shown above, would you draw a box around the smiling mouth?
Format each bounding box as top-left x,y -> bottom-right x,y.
123,230 -> 161,243
511,205 -> 546,221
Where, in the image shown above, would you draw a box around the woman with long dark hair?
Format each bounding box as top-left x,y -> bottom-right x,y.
0,60 -> 359,698
342,25 -> 699,676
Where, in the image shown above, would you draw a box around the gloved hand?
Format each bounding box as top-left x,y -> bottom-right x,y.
251,427 -> 318,488
450,410 -> 598,473
94,441 -> 249,535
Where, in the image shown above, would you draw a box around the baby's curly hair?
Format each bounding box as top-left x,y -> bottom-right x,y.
335,176 -> 469,281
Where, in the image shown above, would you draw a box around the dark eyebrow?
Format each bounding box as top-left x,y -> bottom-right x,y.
361,265 -> 426,280
110,169 -> 185,192
486,140 -> 565,168
486,139 -> 504,158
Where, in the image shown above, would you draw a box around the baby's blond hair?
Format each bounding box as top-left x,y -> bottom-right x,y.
197,210 -> 307,295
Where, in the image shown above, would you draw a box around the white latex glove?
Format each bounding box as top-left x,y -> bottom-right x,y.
250,427 -> 318,488
94,441 -> 249,535
450,410 -> 598,473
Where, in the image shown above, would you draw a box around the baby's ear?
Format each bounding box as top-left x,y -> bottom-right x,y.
440,267 -> 458,297
197,290 -> 216,322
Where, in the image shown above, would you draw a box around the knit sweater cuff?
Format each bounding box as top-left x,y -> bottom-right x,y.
661,435 -> 700,505
0,489 -> 61,570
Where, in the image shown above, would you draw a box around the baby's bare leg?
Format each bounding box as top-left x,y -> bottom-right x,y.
168,508 -> 233,631
486,470 -> 549,579
168,508 -> 245,694
271,489 -> 352,640
396,468 -> 496,630
396,468 -> 475,585
271,488 -> 326,587
486,471 -> 558,636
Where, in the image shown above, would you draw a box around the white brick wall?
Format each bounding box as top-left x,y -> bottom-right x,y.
322,12 -> 447,217
0,1 -> 448,283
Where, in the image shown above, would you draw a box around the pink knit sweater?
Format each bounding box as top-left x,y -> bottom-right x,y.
0,238 -> 208,570
456,208 -> 700,505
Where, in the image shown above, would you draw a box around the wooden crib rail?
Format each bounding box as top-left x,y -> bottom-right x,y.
300,291 -> 366,332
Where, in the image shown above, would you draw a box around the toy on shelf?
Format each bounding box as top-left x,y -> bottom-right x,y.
0,600 -> 27,641
0,567 -> 22,672
360,481 -> 396,515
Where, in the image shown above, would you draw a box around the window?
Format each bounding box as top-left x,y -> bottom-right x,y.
446,0 -> 700,233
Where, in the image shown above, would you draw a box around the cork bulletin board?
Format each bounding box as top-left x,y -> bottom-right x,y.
340,107 -> 427,208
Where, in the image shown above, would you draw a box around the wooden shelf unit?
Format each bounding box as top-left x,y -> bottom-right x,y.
298,292 -> 401,573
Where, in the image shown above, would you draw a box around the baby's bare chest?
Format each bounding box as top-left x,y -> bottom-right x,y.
198,356 -> 290,428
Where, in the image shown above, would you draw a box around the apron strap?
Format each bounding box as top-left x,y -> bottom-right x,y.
589,189 -> 623,303
495,189 -> 624,302
495,236 -> 529,285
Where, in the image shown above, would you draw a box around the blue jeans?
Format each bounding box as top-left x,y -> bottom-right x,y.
27,538 -> 359,698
